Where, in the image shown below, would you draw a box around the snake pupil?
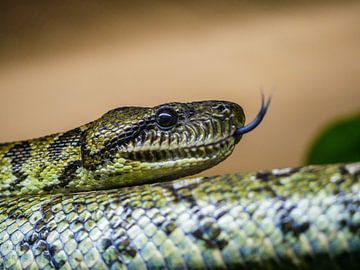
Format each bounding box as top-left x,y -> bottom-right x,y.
156,107 -> 178,129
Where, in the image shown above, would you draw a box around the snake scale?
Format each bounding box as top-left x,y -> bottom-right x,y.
0,96 -> 359,269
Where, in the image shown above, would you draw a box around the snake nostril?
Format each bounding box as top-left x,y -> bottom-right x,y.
214,104 -> 227,113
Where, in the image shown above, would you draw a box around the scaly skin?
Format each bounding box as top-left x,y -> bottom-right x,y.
0,163 -> 359,269
0,101 -> 245,196
1,98 -> 359,269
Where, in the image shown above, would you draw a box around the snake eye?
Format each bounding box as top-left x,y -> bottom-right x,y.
156,107 -> 178,129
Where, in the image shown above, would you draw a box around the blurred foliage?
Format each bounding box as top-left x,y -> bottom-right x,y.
306,113 -> 360,164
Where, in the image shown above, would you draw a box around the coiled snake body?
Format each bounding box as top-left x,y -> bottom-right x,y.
0,98 -> 359,269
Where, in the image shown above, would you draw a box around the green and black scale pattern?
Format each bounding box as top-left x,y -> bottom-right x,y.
0,100 -> 244,196
0,99 -> 359,269
0,163 -> 359,269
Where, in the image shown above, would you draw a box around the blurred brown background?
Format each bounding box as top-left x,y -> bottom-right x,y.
0,0 -> 359,176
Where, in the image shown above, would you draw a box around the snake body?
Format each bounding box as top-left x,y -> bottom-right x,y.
0,163 -> 359,269
0,98 -> 359,269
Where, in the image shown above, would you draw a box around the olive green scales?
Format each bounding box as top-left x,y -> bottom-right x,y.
0,98 -> 359,269
0,100 -> 246,196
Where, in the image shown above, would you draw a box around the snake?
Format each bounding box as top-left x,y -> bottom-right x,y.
0,95 -> 359,269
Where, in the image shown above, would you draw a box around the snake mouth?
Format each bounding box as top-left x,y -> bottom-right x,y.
121,135 -> 236,163
175,135 -> 236,160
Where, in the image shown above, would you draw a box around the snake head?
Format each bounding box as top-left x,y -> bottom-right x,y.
80,96 -> 270,189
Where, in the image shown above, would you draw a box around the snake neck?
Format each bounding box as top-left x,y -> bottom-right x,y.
0,128 -> 84,195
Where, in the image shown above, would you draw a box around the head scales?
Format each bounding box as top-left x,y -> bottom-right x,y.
79,94 -> 271,189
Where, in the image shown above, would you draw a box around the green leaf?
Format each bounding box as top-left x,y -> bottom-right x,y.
305,113 -> 360,165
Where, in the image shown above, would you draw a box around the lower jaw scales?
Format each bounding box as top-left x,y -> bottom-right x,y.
124,136 -> 233,162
